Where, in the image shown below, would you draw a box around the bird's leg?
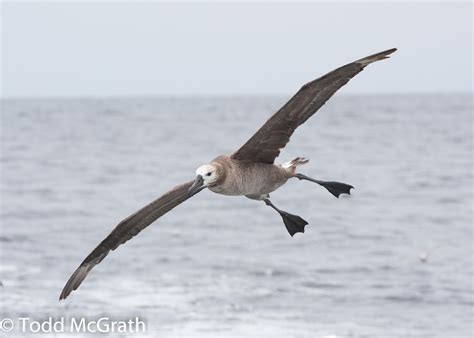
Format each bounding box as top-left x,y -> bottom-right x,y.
294,173 -> 354,198
263,198 -> 308,237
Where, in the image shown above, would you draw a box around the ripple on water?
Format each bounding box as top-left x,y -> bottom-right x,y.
300,281 -> 346,290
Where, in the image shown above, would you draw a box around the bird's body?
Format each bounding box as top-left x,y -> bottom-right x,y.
60,48 -> 397,300
206,155 -> 295,198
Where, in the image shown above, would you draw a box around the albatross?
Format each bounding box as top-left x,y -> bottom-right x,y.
60,48 -> 397,300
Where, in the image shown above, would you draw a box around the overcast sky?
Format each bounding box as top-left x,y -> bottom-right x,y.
1,2 -> 472,98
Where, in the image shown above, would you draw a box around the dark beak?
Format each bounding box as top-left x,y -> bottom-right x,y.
188,175 -> 204,195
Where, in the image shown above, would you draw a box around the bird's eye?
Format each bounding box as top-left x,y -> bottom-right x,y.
206,172 -> 212,176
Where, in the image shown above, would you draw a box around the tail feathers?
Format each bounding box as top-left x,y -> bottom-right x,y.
282,157 -> 309,170
290,157 -> 309,167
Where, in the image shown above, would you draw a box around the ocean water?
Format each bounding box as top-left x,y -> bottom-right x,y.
0,94 -> 472,337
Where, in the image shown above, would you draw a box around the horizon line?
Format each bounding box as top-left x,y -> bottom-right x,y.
1,90 -> 472,102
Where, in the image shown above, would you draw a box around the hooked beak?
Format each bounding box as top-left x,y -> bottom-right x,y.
188,175 -> 204,195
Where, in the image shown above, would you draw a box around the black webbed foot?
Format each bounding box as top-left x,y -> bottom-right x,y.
263,198 -> 308,236
295,173 -> 354,198
316,181 -> 354,198
279,212 -> 308,237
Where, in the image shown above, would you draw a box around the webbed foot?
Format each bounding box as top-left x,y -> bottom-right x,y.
295,173 -> 354,198
279,211 -> 308,236
264,198 -> 308,236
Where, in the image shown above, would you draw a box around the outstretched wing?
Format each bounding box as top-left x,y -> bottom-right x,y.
231,48 -> 397,163
59,180 -> 199,300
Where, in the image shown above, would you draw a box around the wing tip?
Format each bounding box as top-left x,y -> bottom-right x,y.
59,264 -> 93,301
356,47 -> 397,67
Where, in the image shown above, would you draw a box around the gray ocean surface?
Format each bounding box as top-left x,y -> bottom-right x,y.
0,94 -> 473,337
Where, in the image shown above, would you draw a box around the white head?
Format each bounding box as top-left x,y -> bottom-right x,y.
195,164 -> 219,186
188,163 -> 220,195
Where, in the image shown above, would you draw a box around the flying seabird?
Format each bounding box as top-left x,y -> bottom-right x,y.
60,48 -> 397,300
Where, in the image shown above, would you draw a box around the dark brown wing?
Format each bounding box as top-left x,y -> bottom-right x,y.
231,48 -> 397,163
59,180 -> 199,300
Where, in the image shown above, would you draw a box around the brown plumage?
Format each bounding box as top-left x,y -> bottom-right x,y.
232,48 -> 397,163
59,181 -> 198,300
60,48 -> 396,300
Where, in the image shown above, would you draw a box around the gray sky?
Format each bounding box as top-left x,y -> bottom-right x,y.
1,2 -> 472,98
